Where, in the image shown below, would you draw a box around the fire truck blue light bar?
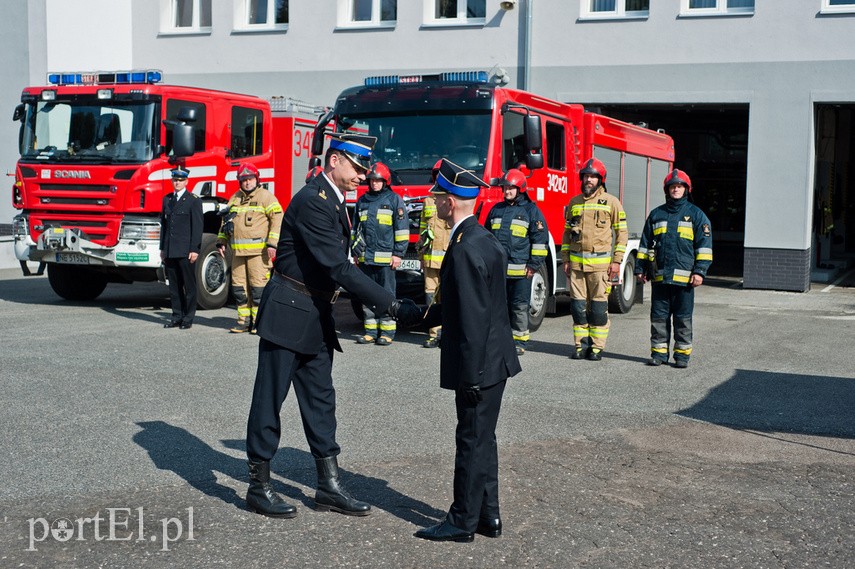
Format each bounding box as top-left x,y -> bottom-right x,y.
47,70 -> 163,86
364,71 -> 489,87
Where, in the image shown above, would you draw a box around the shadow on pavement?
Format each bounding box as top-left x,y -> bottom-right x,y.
133,421 -> 445,525
677,369 -> 855,438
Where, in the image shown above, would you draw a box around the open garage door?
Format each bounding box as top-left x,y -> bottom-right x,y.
592,104 -> 748,278
813,104 -> 855,285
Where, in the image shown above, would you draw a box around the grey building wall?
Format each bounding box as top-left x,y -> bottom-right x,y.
0,0 -> 34,268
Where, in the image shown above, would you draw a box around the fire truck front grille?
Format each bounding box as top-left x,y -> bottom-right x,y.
29,214 -> 121,247
40,184 -> 113,192
40,197 -> 113,206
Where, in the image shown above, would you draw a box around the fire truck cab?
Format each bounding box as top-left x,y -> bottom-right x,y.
312,71 -> 674,328
11,70 -> 318,308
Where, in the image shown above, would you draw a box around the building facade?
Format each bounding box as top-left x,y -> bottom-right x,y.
3,0 -> 854,292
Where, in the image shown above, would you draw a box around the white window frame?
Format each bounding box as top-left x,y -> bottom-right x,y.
422,0 -> 486,28
821,0 -> 855,14
678,0 -> 755,17
579,1 -> 650,21
233,0 -> 289,33
159,0 -> 212,35
337,0 -> 396,30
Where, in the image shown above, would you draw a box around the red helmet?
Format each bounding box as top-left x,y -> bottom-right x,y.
305,165 -> 323,183
499,168 -> 527,192
237,163 -> 260,182
366,162 -> 392,187
663,169 -> 692,193
579,158 -> 607,184
431,159 -> 443,183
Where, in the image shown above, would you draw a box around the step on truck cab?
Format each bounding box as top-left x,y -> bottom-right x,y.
310,71 -> 674,328
11,70 -> 319,308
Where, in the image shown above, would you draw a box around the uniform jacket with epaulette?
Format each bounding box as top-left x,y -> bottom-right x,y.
160,190 -> 202,259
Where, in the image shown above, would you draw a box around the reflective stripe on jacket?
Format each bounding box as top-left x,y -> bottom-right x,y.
560,185 -> 628,272
485,195 -> 549,279
351,188 -> 409,266
635,198 -> 713,285
216,187 -> 283,257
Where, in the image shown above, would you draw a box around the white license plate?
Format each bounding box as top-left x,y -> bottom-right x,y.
397,259 -> 421,271
56,252 -> 90,265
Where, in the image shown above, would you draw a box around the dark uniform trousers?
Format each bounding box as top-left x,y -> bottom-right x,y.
449,380 -> 506,530
650,283 -> 695,363
246,338 -> 338,461
164,257 -> 197,325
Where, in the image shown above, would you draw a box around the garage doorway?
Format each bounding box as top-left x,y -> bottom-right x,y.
593,104 -> 748,278
813,104 -> 855,284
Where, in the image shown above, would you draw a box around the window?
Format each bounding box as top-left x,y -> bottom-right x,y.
338,0 -> 396,28
235,0 -> 288,30
502,112 -> 527,172
165,100 -> 207,154
545,122 -> 565,171
821,0 -> 855,14
231,106 -> 265,158
161,0 -> 212,33
679,0 -> 754,16
580,0 -> 649,20
423,0 -> 486,26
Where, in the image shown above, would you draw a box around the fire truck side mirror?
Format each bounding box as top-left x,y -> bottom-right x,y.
177,107 -> 198,123
13,104 -> 24,122
523,115 -> 544,170
172,123 -> 195,158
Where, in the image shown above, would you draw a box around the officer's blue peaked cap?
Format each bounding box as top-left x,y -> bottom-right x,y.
430,158 -> 488,199
170,166 -> 190,179
329,133 -> 376,172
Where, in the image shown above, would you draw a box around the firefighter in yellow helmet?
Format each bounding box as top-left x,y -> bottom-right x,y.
217,163 -> 283,333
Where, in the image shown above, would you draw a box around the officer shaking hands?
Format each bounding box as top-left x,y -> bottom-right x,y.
243,133 -> 420,520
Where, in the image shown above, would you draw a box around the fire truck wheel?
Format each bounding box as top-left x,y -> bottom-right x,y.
195,234 -> 229,310
608,254 -> 636,314
528,263 -> 550,331
47,264 -> 108,301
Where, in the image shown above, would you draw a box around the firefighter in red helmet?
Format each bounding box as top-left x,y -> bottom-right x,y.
635,168 -> 713,368
416,159 -> 451,348
216,162 -> 283,333
560,157 -> 628,361
351,162 -> 409,346
484,168 -> 548,355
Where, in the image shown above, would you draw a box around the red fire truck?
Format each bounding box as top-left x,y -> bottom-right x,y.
310,71 -> 675,329
11,70 -> 319,308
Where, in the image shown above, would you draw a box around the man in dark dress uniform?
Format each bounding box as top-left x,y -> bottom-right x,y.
160,166 -> 203,329
244,133 -> 420,519
416,159 -> 522,543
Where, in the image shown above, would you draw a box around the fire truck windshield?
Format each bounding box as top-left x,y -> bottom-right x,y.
20,98 -> 157,164
338,111 -> 491,184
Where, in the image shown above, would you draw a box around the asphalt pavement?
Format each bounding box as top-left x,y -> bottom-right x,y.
0,268 -> 853,568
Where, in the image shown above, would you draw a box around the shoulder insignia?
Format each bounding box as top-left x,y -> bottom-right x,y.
398,208 -> 405,219
456,232 -> 463,243
536,220 -> 544,230
702,224 -> 711,236
598,199 -> 607,205
318,189 -> 327,200
684,216 -> 691,222
335,204 -> 340,212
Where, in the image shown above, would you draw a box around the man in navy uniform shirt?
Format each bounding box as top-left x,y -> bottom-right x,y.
244,133 -> 420,519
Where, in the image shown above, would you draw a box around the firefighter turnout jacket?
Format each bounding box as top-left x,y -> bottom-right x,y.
635,197 -> 713,285
560,185 -> 628,272
352,188 -> 409,265
485,194 -> 549,278
216,187 -> 283,256
418,195 -> 451,270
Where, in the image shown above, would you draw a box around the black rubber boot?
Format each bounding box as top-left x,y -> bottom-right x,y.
314,456 -> 371,516
246,460 -> 297,518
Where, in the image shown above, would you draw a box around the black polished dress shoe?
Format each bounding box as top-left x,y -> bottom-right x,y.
163,321 -> 181,328
414,520 -> 474,543
179,322 -> 193,329
476,517 -> 502,538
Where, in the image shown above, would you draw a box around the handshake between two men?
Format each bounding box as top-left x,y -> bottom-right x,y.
387,298 -> 425,328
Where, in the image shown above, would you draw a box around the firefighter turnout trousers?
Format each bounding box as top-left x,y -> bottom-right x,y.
650,283 -> 695,364
360,264 -> 397,341
568,269 -> 611,350
507,277 -> 532,349
231,251 -> 272,324
423,266 -> 441,340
